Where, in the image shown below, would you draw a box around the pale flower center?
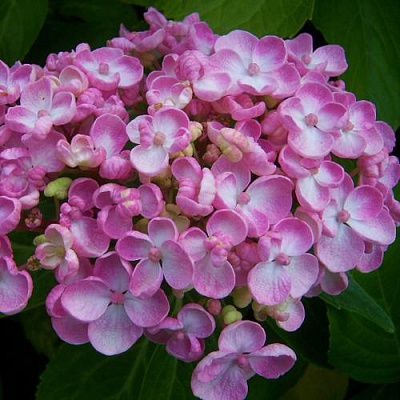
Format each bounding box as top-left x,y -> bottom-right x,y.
111,291 -> 125,305
305,113 -> 318,126
248,62 -> 260,76
337,209 -> 351,223
276,253 -> 290,266
99,62 -> 110,75
153,131 -> 166,146
237,192 -> 251,205
148,246 -> 162,262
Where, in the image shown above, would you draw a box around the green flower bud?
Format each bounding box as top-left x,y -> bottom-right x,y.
44,177 -> 73,200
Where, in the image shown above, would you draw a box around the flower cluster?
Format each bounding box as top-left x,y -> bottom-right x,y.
0,7 -> 398,400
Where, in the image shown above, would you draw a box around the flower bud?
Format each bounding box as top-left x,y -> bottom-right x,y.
33,234 -> 46,246
206,299 -> 222,315
44,177 -> 73,200
232,286 -> 252,309
222,305 -> 242,324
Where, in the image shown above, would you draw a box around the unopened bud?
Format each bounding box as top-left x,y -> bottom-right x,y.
25,256 -> 42,272
206,299 -> 222,315
135,218 -> 148,233
190,121 -> 203,141
33,234 -> 46,246
232,286 -> 252,309
222,305 -> 242,325
44,177 -> 72,200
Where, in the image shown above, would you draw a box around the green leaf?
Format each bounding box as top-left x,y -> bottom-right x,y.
36,340 -> 196,400
25,0 -> 140,65
312,0 -> 400,129
17,306 -> 60,358
157,0 -> 315,38
0,0 -> 48,64
327,230 -> 400,383
320,274 -> 395,333
264,297 -> 329,367
280,364 -> 348,400
348,383 -> 399,400
8,230 -> 37,266
247,359 -> 307,400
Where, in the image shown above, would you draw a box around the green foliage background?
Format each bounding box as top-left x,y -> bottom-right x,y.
0,1 -> 399,399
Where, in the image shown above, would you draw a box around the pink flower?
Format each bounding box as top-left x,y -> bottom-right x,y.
35,224 -> 79,283
0,61 -> 32,105
315,174 -> 396,272
116,218 -> 194,296
210,30 -> 300,98
279,82 -> 346,158
180,209 -> 248,298
191,321 -> 296,400
74,47 -> 143,91
0,256 -> 33,315
248,218 -> 319,305
146,303 -> 215,362
286,33 -> 348,77
5,78 -> 76,139
61,252 -> 169,355
172,157 -> 216,217
127,107 -> 191,176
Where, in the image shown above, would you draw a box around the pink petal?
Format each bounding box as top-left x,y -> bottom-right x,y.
248,343 -> 296,378
193,255 -> 235,299
296,83 -> 333,114
332,131 -> 366,158
70,217 -> 110,258
289,126 -> 334,159
246,175 -> 293,224
98,206 -> 132,239
50,92 -> 76,125
148,217 -> 178,247
5,106 -> 37,132
160,240 -> 193,290
296,176 -> 330,211
253,36 -> 287,72
193,72 -> 231,102
61,278 -> 111,322
130,144 -> 168,177
347,209 -> 396,245
88,304 -> 143,355
219,320 -> 266,353
90,114 -> 127,158
315,224 -> 365,272
285,254 -> 319,298
116,231 -> 152,261
274,218 -> 313,256
94,252 -> 131,292
129,259 -> 163,298
317,102 -> 346,132
350,100 -> 376,130
0,257 -> 32,314
314,161 -> 344,187
167,333 -> 204,362
344,186 -> 383,220
214,172 -> 240,210
0,196 -> 21,235
206,209 -> 248,246
276,299 -> 305,332
21,78 -> 52,112
110,56 -> 143,88
178,304 -> 215,338
124,289 -> 170,327
192,361 -> 248,400
215,30 -> 258,63
248,261 -> 291,305
52,315 -> 89,345
179,227 -> 208,261
138,183 -> 164,219
152,107 -> 189,138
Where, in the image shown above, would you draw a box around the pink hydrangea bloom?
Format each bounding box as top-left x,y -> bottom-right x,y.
146,303 -> 215,362
191,321 -> 296,400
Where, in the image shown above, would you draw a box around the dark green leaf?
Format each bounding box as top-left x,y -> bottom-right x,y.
327,231 -> 400,383
264,297 -> 330,367
320,274 -> 394,333
312,0 -> 400,129
280,364 -> 348,400
0,0 -> 48,64
36,340 -> 196,400
247,358 -> 306,400
348,383 -> 399,400
8,230 -> 37,266
157,0 -> 315,38
25,0 -> 140,65
17,306 -> 60,358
